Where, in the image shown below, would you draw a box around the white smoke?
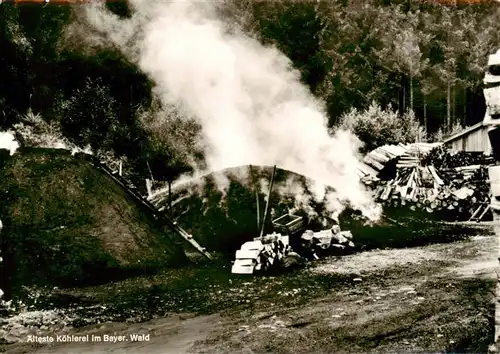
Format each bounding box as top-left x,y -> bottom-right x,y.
0,131 -> 19,155
72,0 -> 381,221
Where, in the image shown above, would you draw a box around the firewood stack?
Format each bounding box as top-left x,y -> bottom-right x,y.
438,165 -> 492,221
373,159 -> 492,222
299,228 -> 355,259
422,146 -> 495,169
363,143 -> 442,172
231,226 -> 357,274
231,233 -> 291,274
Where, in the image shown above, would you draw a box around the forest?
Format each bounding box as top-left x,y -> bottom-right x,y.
1,0 -> 500,187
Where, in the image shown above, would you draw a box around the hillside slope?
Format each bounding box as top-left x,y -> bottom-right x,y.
0,148 -> 186,298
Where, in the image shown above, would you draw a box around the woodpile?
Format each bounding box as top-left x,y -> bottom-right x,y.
231,233 -> 291,274
360,143 -> 495,222
422,146 -> 495,169
373,163 -> 492,222
299,228 -> 355,260
363,142 -> 442,172
231,224 -> 356,274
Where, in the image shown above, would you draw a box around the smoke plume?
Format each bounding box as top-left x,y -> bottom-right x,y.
71,0 -> 381,221
0,131 -> 19,155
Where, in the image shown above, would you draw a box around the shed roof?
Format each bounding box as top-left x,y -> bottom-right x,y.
442,121 -> 486,144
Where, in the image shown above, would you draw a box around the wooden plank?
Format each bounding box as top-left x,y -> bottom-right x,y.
405,170 -> 416,189
468,204 -> 483,221
428,166 -> 445,186
236,249 -> 261,259
231,262 -> 255,274
146,179 -> 153,198
370,151 -> 390,164
380,184 -> 393,201
364,155 -> 384,171
477,205 -> 491,222
455,164 -> 481,172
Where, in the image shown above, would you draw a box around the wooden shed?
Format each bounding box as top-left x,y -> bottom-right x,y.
442,121 -> 492,154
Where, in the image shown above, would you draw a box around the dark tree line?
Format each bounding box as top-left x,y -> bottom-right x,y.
1,0 -> 500,186
232,0 -> 500,131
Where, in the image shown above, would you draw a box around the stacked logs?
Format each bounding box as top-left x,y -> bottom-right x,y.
231,233 -> 292,274
231,226 -> 357,274
374,164 -> 492,222
363,143 -> 441,172
422,146 -> 495,169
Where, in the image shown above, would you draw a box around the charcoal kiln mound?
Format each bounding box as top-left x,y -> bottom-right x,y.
0,148 -> 186,298
149,165 -> 489,258
151,165 -> 350,256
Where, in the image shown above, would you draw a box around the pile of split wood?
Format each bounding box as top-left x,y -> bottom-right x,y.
422,146 -> 495,169
231,233 -> 291,274
363,142 -> 442,172
299,228 -> 355,260
232,225 -> 357,274
374,162 -> 492,222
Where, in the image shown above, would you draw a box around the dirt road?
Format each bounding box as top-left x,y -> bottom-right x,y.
2,233 -> 497,353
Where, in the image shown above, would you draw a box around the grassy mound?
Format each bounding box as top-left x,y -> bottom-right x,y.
0,148 -> 186,297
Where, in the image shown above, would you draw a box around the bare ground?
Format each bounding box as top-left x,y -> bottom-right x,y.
1,233 -> 497,354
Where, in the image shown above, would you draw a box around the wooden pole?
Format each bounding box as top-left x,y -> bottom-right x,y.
410,62 -> 413,112
424,94 -> 427,134
447,81 -> 451,131
146,160 -> 155,183
256,188 -> 260,232
146,179 -> 153,198
250,165 -> 260,232
168,180 -> 172,217
259,165 -> 277,238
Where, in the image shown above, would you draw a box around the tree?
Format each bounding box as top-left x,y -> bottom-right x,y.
374,6 -> 425,113
59,77 -> 118,151
318,1 -> 388,120
0,4 -> 34,123
137,101 -> 203,210
254,1 -> 332,94
338,101 -> 423,153
0,3 -> 71,121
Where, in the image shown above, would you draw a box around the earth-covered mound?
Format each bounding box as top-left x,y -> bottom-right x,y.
150,165 -> 352,255
0,148 -> 186,298
150,165 -> 485,257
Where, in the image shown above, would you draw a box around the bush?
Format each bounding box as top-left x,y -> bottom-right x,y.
59,78 -> 118,151
136,102 -> 202,182
429,122 -> 464,143
12,109 -> 134,190
338,101 -> 424,153
13,109 -> 74,150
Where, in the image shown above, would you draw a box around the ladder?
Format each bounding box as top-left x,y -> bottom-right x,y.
79,153 -> 213,260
